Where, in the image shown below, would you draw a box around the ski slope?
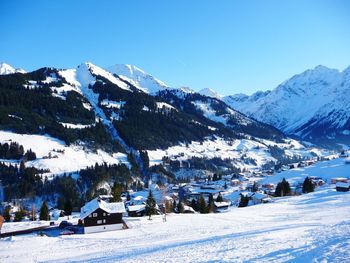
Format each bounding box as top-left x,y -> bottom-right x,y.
1,186 -> 350,262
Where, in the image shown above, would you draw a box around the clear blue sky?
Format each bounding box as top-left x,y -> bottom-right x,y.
1,0 -> 350,95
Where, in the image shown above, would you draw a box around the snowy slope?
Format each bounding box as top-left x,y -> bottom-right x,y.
0,62 -> 26,75
107,64 -> 169,94
224,65 -> 350,142
0,131 -> 129,176
1,183 -> 350,262
198,88 -> 223,100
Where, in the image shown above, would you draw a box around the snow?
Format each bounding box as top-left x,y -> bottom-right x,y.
198,88 -> 223,100
1,184 -> 350,262
0,62 -> 26,75
0,131 -> 129,176
60,123 -> 93,129
261,157 -> 350,186
100,100 -> 126,109
107,64 -> 169,94
156,102 -> 176,111
224,65 -> 350,138
80,198 -> 126,219
147,136 -> 324,170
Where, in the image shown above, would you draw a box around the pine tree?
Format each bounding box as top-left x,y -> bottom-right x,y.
216,193 -> 224,202
4,206 -> 11,222
302,177 -> 314,193
208,193 -> 214,213
111,182 -> 122,202
64,199 -> 73,215
238,195 -> 250,207
40,201 -> 50,221
252,181 -> 258,192
145,190 -> 157,220
198,195 -> 207,214
14,208 -> 25,222
191,199 -> 198,211
275,178 -> 291,197
177,201 -> 184,213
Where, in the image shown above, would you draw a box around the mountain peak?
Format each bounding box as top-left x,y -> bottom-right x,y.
107,64 -> 169,94
198,88 -> 222,99
0,62 -> 26,75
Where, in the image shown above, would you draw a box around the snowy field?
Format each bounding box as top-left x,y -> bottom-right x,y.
1,185 -> 350,262
0,131 -> 129,176
262,157 -> 350,185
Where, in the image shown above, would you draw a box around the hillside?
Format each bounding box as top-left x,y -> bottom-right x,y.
224,65 -> 350,146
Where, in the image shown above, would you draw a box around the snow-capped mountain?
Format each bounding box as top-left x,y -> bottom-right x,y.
0,62 -> 26,75
224,65 -> 350,144
198,88 -> 223,100
106,64 -> 169,94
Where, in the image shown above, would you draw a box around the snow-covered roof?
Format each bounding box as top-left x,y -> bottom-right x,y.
80,198 -> 126,219
127,204 -> 146,212
336,182 -> 350,188
183,205 -> 195,213
214,201 -> 231,208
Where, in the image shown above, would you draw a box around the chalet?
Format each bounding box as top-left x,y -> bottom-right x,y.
214,201 -> 230,213
80,197 -> 126,234
336,182 -> 350,192
127,204 -> 146,217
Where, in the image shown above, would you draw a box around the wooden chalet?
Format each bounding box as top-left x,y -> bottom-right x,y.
80,197 -> 126,234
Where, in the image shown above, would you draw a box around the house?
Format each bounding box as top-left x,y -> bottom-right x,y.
336,182 -> 350,192
80,197 -> 126,234
214,201 -> 231,213
127,204 -> 146,217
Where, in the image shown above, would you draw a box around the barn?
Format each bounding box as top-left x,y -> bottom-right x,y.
80,197 -> 126,234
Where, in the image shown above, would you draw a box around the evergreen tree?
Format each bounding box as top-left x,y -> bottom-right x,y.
145,190 -> 157,219
177,201 -> 184,213
238,195 -> 250,207
39,201 -> 50,221
216,193 -> 224,202
111,182 -> 122,202
4,206 -> 11,222
275,178 -> 291,197
14,208 -> 25,222
302,177 -> 314,193
172,199 -> 177,213
64,199 -> 73,215
198,195 -> 207,214
190,198 -> 198,211
126,192 -> 131,201
208,193 -> 214,213
252,181 -> 258,192
212,173 -> 218,181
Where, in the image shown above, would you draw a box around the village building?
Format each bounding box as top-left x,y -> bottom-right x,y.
336,182 -> 350,192
80,197 -> 126,234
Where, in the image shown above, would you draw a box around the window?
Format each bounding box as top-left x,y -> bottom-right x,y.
103,219 -> 106,223
97,220 -> 102,224
107,213 -> 110,216
103,213 -> 106,216
93,213 -> 97,217
88,215 -> 92,218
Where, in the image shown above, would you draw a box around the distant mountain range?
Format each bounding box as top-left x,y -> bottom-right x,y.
0,61 -> 283,153
1,61 -> 349,148
222,65 -> 350,146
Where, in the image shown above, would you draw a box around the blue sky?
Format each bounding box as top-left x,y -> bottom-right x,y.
1,0 -> 350,95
